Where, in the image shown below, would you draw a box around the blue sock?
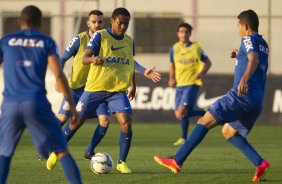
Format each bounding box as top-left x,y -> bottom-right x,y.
180,115 -> 189,139
0,155 -> 11,184
63,123 -> 75,142
85,124 -> 108,154
188,109 -> 206,117
60,154 -> 82,184
227,134 -> 263,166
175,124 -> 209,165
119,131 -> 132,164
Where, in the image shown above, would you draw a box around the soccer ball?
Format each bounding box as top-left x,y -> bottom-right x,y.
90,152 -> 113,174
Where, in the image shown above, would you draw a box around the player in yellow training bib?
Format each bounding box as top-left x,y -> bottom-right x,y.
169,23 -> 212,146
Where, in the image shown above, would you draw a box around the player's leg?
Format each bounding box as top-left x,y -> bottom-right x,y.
23,100 -> 82,183
0,102 -> 25,183
84,114 -> 110,160
174,85 -> 199,146
222,112 -> 270,182
107,91 -> 133,173
115,112 -> 132,174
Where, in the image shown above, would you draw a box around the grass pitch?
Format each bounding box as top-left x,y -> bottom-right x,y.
8,122 -> 282,184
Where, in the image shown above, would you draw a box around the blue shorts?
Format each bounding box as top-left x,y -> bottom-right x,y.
78,91 -> 132,119
208,90 -> 262,137
0,98 -> 67,159
175,85 -> 199,111
58,86 -> 84,116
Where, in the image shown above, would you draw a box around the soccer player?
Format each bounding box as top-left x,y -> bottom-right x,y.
58,10 -> 161,126
169,23 -> 211,146
154,9 -> 270,182
0,5 -> 82,184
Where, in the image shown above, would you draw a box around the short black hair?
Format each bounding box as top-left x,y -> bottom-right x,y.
89,10 -> 103,17
111,7 -> 130,19
238,9 -> 259,32
20,5 -> 42,27
177,22 -> 193,33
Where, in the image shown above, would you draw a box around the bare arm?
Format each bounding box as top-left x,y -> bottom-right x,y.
237,51 -> 259,96
48,55 -> 79,121
168,63 -> 175,87
196,58 -> 212,80
82,48 -> 104,65
128,72 -> 136,101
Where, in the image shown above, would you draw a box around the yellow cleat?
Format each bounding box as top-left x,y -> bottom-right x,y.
116,161 -> 132,174
46,152 -> 58,171
173,138 -> 185,146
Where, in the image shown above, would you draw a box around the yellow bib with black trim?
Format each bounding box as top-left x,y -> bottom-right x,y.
85,29 -> 134,92
68,32 -> 90,89
173,42 -> 203,87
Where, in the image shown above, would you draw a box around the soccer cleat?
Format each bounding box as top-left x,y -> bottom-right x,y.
154,156 -> 182,173
84,151 -> 95,160
173,138 -> 185,146
116,161 -> 132,174
252,160 -> 270,182
46,152 -> 58,171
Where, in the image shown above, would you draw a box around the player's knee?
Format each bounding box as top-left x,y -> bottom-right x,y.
56,149 -> 69,160
221,125 -> 237,139
98,115 -> 110,127
119,121 -> 132,132
57,114 -> 69,124
175,109 -> 188,120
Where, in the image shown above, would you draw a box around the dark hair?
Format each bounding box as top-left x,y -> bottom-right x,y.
177,23 -> 193,33
20,5 -> 42,27
89,10 -> 103,17
237,9 -> 259,32
111,7 -> 130,19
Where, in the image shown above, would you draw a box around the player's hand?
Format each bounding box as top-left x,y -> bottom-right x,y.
168,78 -> 175,87
144,66 -> 162,83
127,86 -> 136,101
196,73 -> 204,80
237,78 -> 248,96
92,56 -> 104,65
230,49 -> 238,58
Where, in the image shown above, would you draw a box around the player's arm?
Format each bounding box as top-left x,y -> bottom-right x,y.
237,51 -> 259,96
128,71 -> 136,101
196,58 -> 212,80
168,47 -> 176,87
134,60 -> 161,83
48,54 -> 79,122
60,36 -> 80,68
83,32 -> 103,65
0,39 -> 3,65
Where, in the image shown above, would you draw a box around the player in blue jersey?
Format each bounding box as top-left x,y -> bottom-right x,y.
57,10 -> 160,126
0,5 -> 82,184
154,9 -> 270,182
169,23 -> 212,146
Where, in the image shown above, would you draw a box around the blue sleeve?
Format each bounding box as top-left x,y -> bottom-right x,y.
200,48 -> 209,62
86,32 -> 101,56
242,36 -> 258,54
60,36 -> 80,67
134,60 -> 146,74
169,47 -> 174,63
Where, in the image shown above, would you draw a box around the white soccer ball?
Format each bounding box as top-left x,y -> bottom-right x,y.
90,152 -> 113,174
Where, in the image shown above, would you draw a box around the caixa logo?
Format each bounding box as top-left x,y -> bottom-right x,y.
105,57 -> 130,65
273,89 -> 282,113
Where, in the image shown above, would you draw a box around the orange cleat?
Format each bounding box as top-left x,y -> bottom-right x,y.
153,156 -> 182,173
252,160 -> 270,182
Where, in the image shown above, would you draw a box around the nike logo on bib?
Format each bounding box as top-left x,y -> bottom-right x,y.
111,45 -> 124,51
197,92 -> 224,108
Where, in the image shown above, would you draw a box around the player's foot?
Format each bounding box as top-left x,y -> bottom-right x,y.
37,154 -> 46,161
252,160 -> 270,182
173,138 -> 185,146
153,155 -> 182,173
116,161 -> 132,174
84,151 -> 95,160
46,152 -> 58,171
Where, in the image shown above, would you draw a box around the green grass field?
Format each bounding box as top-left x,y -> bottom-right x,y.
7,122 -> 282,184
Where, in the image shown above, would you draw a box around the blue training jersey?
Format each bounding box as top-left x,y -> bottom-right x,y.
233,33 -> 269,103
0,29 -> 59,102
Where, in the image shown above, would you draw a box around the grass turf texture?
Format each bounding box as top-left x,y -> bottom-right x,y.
8,122 -> 282,184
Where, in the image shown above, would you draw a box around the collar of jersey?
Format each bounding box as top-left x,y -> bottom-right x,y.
106,27 -> 124,40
